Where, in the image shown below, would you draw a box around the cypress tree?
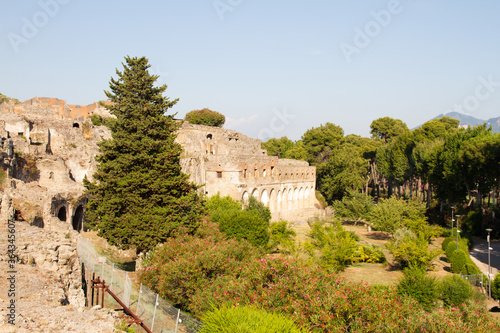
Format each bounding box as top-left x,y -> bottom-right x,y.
85,56 -> 203,253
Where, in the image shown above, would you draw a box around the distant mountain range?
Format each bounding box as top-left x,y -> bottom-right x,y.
418,112 -> 500,133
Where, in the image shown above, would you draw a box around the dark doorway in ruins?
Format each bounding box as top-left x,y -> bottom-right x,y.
57,206 -> 67,221
72,205 -> 84,231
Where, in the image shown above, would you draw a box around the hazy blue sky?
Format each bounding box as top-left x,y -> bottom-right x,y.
2,1 -> 499,140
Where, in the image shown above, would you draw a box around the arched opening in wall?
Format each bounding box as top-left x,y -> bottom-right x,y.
261,190 -> 269,207
57,206 -> 67,221
305,187 -> 310,207
73,123 -> 80,128
31,216 -> 44,228
72,205 -> 84,232
242,191 -> 249,204
293,188 -> 299,210
251,189 -> 259,199
263,169 -> 267,177
288,188 -> 293,211
269,189 -> 276,212
206,134 -> 212,140
299,187 -> 304,209
277,190 -> 282,212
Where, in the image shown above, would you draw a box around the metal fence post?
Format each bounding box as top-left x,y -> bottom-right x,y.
151,293 -> 159,332
137,283 -> 142,311
110,263 -> 115,289
175,308 -> 180,333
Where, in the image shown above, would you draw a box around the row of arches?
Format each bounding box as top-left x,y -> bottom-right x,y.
242,186 -> 315,213
241,164 -> 315,181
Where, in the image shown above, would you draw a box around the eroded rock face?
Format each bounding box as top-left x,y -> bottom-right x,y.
0,196 -> 117,332
0,97 -> 113,229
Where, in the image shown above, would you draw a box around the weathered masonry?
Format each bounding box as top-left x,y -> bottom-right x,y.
176,123 -> 323,221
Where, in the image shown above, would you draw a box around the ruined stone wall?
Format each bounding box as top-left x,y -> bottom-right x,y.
176,122 -> 322,221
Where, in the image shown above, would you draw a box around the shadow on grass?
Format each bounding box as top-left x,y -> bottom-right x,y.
366,232 -> 391,241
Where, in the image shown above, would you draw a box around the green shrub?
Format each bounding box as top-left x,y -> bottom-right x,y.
492,273 -> 500,300
387,232 -> 442,270
205,193 -> 241,213
305,220 -> 358,272
212,208 -> 269,248
442,237 -> 453,251
199,305 -> 307,333
244,196 -> 271,223
445,239 -> 468,259
331,192 -> 374,221
439,274 -> 474,306
207,195 -> 270,248
369,197 -> 427,235
267,220 -> 297,254
449,249 -> 468,274
396,267 -> 438,311
185,108 -> 225,127
351,243 -> 386,263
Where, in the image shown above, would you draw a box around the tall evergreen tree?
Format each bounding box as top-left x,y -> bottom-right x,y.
85,56 -> 203,253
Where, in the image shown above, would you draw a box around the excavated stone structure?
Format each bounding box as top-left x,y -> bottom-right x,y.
0,97 -> 111,231
1,97 -> 322,226
176,123 -> 323,221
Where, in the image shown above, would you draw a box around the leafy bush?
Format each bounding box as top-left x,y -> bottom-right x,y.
369,197 -> 427,235
442,237 -> 454,251
207,195 -> 270,248
244,196 -> 272,223
492,273 -> 500,300
200,305 -> 306,333
449,249 -> 468,274
185,108 -> 225,127
205,193 -> 241,213
396,267 -> 438,311
386,231 -> 442,270
138,222 -> 262,309
445,240 -> 468,260
267,220 -> 297,254
351,243 -> 386,263
439,274 -> 474,307
304,220 -> 358,272
212,208 -> 269,248
331,192 -> 374,221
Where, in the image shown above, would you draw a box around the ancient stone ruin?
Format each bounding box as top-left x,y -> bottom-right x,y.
0,96 -> 322,229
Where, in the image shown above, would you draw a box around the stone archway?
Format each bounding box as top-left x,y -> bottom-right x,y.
277,190 -> 282,212
251,188 -> 259,198
299,187 -> 304,209
72,205 -> 84,231
288,188 -> 293,211
57,206 -> 67,221
261,189 -> 269,207
269,189 -> 276,212
293,188 -> 299,210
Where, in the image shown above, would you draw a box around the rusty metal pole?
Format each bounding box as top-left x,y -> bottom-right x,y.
102,280 -> 105,308
91,272 -> 95,307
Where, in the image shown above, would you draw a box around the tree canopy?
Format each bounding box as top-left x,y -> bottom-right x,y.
185,108 -> 225,127
85,56 -> 204,253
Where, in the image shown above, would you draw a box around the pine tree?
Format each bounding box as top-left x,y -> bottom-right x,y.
85,56 -> 203,253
